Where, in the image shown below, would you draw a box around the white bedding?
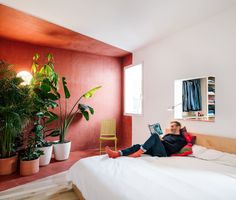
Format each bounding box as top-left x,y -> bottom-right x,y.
192,145 -> 236,167
68,152 -> 236,200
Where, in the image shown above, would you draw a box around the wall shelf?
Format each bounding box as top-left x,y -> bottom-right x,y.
174,76 -> 215,122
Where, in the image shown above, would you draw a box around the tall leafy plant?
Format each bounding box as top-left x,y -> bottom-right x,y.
53,81 -> 101,143
31,53 -> 101,143
0,61 -> 34,158
31,53 -> 59,147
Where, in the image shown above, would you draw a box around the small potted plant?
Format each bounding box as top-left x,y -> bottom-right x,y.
19,133 -> 43,176
51,77 -> 101,161
33,120 -> 53,166
0,60 -> 33,175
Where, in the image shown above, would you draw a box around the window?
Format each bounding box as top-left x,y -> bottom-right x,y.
124,63 -> 143,115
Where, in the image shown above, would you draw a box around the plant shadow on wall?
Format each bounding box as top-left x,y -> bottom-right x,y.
0,54 -> 101,176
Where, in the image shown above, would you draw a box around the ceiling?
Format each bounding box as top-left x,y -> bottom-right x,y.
0,4 -> 129,57
0,0 -> 236,51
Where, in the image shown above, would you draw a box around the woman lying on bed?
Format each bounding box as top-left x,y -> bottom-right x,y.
105,121 -> 187,158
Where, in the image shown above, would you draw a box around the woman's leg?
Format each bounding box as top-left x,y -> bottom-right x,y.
142,134 -> 167,157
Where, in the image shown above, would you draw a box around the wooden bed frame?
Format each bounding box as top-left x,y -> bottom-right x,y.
190,132 -> 236,154
72,132 -> 236,199
165,129 -> 236,154
72,184 -> 85,200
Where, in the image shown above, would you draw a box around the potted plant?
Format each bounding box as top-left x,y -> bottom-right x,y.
0,61 -> 33,175
42,76 -> 100,161
19,133 -> 43,176
31,53 -> 101,161
30,53 -> 59,166
51,77 -> 101,160
33,120 -> 53,166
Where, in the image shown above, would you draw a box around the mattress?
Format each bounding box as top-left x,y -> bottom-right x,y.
68,150 -> 236,200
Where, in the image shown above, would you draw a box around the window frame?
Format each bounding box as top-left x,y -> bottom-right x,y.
123,62 -> 144,116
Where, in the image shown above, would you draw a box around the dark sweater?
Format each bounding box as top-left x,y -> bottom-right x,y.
162,133 -> 187,156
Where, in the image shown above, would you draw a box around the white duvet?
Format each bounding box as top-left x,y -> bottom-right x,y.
68,153 -> 236,200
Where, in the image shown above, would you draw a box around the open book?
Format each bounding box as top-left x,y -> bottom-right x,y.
148,123 -> 163,135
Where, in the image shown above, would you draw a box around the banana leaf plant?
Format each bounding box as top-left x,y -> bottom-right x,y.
31,53 -> 101,144
49,78 -> 101,143
31,53 -> 60,147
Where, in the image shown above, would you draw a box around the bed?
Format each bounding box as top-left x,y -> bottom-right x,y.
68,133 -> 236,200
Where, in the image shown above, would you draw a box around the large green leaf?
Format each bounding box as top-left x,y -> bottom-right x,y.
32,62 -> 38,73
47,99 -> 58,108
62,77 -> 70,99
45,111 -> 58,124
78,103 -> 87,112
78,104 -> 94,120
47,53 -> 53,62
51,73 -> 58,86
88,106 -> 94,115
81,110 -> 89,121
47,129 -> 60,137
47,92 -> 59,100
40,83 -> 51,93
83,86 -> 102,99
42,78 -> 60,98
36,112 -> 44,118
45,65 -> 53,75
33,53 -> 40,61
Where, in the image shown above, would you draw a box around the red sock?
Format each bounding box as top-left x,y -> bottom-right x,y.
129,149 -> 144,158
105,146 -> 120,158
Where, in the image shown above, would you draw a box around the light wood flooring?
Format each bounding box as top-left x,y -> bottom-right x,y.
0,171 -> 79,200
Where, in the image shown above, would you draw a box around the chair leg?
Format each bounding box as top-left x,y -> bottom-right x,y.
115,139 -> 117,151
100,140 -> 102,155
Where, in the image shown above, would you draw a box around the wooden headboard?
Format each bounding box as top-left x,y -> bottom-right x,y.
166,129 -> 236,154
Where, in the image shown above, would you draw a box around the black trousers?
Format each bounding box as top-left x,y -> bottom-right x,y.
121,134 -> 167,157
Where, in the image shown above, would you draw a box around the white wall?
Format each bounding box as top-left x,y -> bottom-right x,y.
132,6 -> 236,144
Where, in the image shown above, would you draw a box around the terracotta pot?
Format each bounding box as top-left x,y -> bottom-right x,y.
37,145 -> 53,166
0,155 -> 17,175
20,158 -> 39,176
53,141 -> 71,161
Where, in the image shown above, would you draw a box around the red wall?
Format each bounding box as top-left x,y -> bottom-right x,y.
121,54 -> 133,147
0,38 -> 127,151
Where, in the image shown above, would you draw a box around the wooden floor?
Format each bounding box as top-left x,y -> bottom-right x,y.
0,149 -> 99,192
0,171 -> 79,200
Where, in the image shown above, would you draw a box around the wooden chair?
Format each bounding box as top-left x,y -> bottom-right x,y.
99,119 -> 117,154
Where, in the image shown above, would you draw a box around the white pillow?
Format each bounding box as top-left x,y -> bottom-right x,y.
191,145 -> 207,157
192,145 -> 224,160
192,145 -> 236,167
214,152 -> 236,167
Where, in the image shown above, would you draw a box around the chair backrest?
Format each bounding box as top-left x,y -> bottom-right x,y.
100,119 -> 116,136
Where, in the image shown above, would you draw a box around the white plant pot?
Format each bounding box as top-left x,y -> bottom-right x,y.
53,141 -> 71,161
37,145 -> 53,166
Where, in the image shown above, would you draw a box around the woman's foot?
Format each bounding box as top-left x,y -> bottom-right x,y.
105,146 -> 120,158
129,149 -> 144,158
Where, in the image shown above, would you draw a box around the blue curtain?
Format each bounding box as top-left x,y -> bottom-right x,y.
182,79 -> 202,112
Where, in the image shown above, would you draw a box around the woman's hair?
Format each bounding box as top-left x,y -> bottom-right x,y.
171,121 -> 182,127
